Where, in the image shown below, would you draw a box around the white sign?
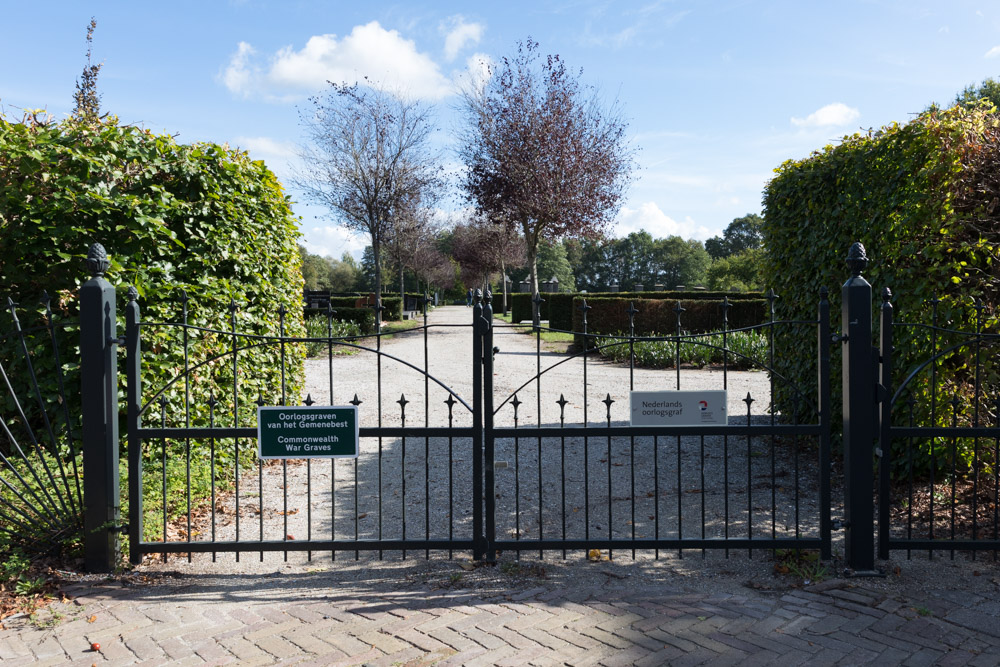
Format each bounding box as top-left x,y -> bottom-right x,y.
630,391 -> 728,426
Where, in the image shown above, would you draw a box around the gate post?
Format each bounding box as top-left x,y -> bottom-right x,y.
841,242 -> 876,572
80,243 -> 120,573
471,289 -> 485,561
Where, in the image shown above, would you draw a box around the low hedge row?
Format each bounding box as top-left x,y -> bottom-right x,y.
571,298 -> 767,347
511,292 -> 766,334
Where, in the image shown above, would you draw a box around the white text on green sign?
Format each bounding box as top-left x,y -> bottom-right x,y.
257,406 -> 359,459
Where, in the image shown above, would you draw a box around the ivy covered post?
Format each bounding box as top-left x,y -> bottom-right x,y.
80,243 -> 121,573
841,242 -> 876,572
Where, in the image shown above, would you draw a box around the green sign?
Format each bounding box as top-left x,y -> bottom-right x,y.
257,406 -> 359,459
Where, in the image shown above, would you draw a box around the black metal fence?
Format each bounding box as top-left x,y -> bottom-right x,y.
9,241 -> 994,572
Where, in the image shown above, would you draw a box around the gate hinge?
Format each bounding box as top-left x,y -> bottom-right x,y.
832,333 -> 848,343
832,519 -> 850,530
108,336 -> 125,346
492,346 -> 500,361
112,523 -> 129,534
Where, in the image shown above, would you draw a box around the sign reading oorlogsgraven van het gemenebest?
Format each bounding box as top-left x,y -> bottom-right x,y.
258,406 -> 359,459
630,391 -> 728,426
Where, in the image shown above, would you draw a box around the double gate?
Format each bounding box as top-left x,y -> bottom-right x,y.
114,265 -> 832,567
49,241 -> 998,572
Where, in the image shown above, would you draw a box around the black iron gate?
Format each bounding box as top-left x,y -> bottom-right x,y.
480,289 -> 833,561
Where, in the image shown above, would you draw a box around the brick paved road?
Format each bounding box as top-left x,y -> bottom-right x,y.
3,556 -> 1000,665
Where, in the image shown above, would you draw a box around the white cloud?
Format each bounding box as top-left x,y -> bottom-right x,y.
986,45 -> 1000,58
614,202 -> 713,240
222,42 -> 257,98
236,136 -> 297,160
791,102 -> 861,128
304,224 -> 367,260
221,21 -> 454,101
442,17 -> 484,62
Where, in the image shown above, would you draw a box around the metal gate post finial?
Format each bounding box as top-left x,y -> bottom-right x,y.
81,243 -> 121,573
847,242 -> 868,277
842,241 -> 877,573
86,243 -> 111,277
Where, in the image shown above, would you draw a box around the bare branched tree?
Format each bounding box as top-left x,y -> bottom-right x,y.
459,39 -> 634,303
296,83 -> 439,319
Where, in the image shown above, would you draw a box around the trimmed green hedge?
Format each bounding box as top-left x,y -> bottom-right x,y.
510,290 -> 751,327
0,114 -> 303,545
571,297 -> 766,348
763,104 -> 1000,476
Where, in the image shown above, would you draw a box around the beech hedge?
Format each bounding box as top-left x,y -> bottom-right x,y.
1,114 -> 304,449
763,105 -> 1000,476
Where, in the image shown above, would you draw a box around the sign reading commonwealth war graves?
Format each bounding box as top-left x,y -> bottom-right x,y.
630,391 -> 728,426
258,406 -> 359,459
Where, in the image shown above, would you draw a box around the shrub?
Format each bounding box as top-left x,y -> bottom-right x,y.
763,104 -> 1000,476
1,112 -> 303,549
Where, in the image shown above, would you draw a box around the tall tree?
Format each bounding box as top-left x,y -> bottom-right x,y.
705,213 -> 764,260
72,18 -> 102,121
296,83 -> 438,318
459,39 -> 634,307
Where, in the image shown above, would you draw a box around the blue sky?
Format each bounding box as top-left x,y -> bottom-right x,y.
4,1 -> 1000,259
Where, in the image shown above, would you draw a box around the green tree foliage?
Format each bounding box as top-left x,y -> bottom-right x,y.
954,77 -> 1000,111
655,236 -> 710,288
509,240 -> 575,292
763,105 -> 1000,476
704,213 -> 764,260
705,248 -> 765,292
299,245 -> 361,292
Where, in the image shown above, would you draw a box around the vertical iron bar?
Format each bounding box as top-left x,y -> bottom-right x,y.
950,396 -> 958,559
376,299 -> 384,560
181,292 -> 192,563
929,299 -> 939,560
654,434 -> 660,559
279,307 -> 288,562
818,287 -> 832,560
230,300 -> 240,563
160,397 -> 167,563
126,287 -> 143,565
351,394 -> 361,560
327,304 -> 336,561
483,290 -> 496,563
445,395 -> 455,559
472,291 -> 484,561
399,394 -> 408,560
514,395 -> 521,560
745,393 -> 754,558
604,394 -> 613,560
208,393 -> 217,562
878,287 -> 893,561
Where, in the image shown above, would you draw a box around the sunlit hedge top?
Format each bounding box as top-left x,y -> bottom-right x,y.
0,114 -> 304,426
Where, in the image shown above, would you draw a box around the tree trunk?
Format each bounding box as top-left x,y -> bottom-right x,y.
399,264 -> 405,314
500,258 -> 507,315
526,241 -> 540,326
